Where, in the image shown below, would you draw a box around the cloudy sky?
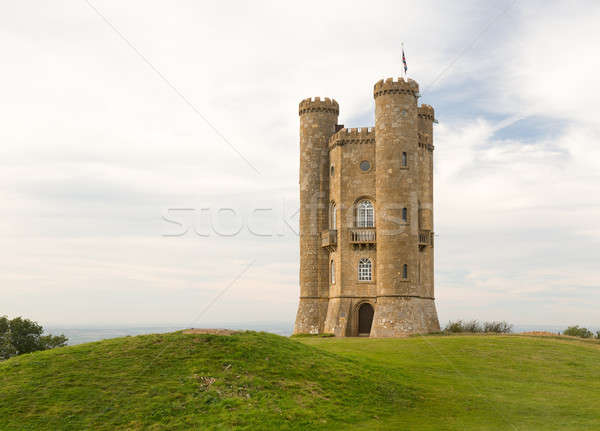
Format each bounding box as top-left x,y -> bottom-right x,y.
1,0 -> 599,329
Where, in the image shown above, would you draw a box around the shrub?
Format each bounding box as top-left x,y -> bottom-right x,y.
483,321 -> 513,334
444,320 -> 512,334
444,320 -> 467,333
596,331 -> 600,340
444,320 -> 481,333
563,326 -> 594,338
462,320 -> 482,333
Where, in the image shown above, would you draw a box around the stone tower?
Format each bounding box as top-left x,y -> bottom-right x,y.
294,77 -> 440,337
294,97 -> 339,334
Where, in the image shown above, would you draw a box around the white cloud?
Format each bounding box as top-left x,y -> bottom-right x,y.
0,1 -> 598,328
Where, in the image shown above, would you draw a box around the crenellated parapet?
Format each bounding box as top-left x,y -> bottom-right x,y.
299,97 -> 339,116
328,127 -> 375,150
373,77 -> 419,99
418,104 -> 435,121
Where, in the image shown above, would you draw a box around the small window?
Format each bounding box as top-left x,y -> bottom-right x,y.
402,264 -> 408,279
330,165 -> 334,176
402,152 -> 407,167
358,258 -> 372,281
330,202 -> 337,229
331,260 -> 335,284
402,207 -> 407,222
356,200 -> 374,227
359,160 -> 371,171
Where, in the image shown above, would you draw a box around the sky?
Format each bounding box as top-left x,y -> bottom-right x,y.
1,0 -> 599,328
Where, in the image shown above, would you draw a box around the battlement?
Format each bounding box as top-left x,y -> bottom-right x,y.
299,97 -> 339,116
328,127 -> 375,150
418,104 -> 435,121
373,77 -> 419,99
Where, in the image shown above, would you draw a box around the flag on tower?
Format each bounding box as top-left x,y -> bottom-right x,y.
402,46 -> 408,74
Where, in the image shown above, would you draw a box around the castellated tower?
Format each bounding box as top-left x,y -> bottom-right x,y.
294,97 -> 339,334
294,78 -> 440,337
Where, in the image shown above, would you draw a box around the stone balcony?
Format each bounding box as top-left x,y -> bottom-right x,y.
418,230 -> 433,248
350,228 -> 376,245
321,229 -> 337,250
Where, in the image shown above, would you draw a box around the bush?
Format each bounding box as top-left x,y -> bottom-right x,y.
444,320 -> 481,333
444,320 -> 467,333
597,331 -> 600,340
0,315 -> 68,360
563,326 -> 594,338
483,321 -> 513,334
444,320 -> 512,334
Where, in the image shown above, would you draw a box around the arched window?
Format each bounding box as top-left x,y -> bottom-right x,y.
331,260 -> 335,284
330,202 -> 337,229
402,264 -> 408,279
402,207 -> 407,222
402,152 -> 407,167
358,258 -> 372,281
356,200 -> 374,227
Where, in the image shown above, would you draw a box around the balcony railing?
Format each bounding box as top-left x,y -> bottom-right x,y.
350,228 -> 376,244
418,230 -> 433,247
321,230 -> 337,248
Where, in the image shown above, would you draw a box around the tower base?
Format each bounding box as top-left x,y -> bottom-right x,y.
323,297 -> 352,336
370,297 -> 440,337
293,298 -> 328,335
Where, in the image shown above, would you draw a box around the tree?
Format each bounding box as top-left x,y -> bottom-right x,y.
0,315 -> 68,360
8,317 -> 44,355
563,325 -> 593,338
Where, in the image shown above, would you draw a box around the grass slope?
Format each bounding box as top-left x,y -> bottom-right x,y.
302,335 -> 600,430
0,331 -> 411,430
0,332 -> 599,430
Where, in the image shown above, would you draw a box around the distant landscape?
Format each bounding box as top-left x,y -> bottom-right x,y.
46,323 -> 597,345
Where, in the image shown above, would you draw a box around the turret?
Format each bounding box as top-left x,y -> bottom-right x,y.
294,97 -> 339,334
417,104 -> 435,299
373,77 -> 419,298
371,77 -> 439,336
417,104 -> 435,233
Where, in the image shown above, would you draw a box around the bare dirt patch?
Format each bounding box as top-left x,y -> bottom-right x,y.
520,331 -> 561,336
182,328 -> 239,336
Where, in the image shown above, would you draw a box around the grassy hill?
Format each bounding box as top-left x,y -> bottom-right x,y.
1,331 -> 599,430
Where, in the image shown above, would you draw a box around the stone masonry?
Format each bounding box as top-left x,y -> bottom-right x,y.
294,77 -> 440,337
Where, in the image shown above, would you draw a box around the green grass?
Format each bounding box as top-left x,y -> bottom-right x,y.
1,332 -> 599,430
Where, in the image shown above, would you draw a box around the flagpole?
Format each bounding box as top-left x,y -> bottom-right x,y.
401,42 -> 407,81
402,42 -> 404,80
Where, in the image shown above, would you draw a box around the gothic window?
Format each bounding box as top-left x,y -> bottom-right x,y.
402,152 -> 407,167
356,200 -> 374,227
402,264 -> 408,279
402,207 -> 407,222
358,258 -> 372,281
330,202 -> 337,229
331,260 -> 335,284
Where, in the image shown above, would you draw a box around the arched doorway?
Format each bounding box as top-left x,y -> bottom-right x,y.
358,303 -> 374,336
